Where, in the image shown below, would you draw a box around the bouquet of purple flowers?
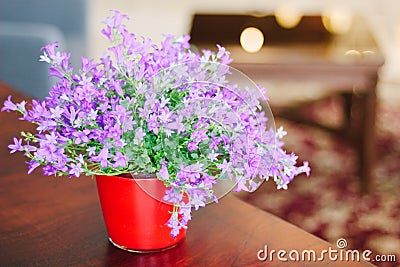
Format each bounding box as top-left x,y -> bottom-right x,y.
2,11 -> 310,237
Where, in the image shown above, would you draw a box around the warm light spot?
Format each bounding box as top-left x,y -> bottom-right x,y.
251,12 -> 268,18
322,8 -> 352,34
275,5 -> 302,29
240,27 -> 264,53
345,49 -> 360,55
345,49 -> 361,59
362,50 -> 375,56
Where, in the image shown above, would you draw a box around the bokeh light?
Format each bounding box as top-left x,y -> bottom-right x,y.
240,27 -> 264,53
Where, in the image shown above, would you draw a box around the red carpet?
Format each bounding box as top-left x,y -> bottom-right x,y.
237,96 -> 400,267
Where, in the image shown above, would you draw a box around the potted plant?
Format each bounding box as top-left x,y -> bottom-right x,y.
2,11 -> 310,252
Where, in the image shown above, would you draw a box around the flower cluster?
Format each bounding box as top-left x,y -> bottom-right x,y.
2,11 -> 310,237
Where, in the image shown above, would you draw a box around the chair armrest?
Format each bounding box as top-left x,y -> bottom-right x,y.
0,22 -> 66,98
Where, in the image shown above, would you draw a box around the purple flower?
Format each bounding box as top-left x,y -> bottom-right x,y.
297,161 -> 311,176
86,146 -> 96,156
81,57 -> 97,73
27,100 -> 50,121
220,134 -> 230,146
43,165 -> 57,176
158,162 -> 169,180
87,109 -> 98,122
111,10 -> 129,31
209,137 -> 221,150
234,178 -> 250,192
91,147 -> 110,168
8,137 -> 23,153
41,42 -> 59,57
109,45 -> 126,67
37,119 -> 57,132
179,205 -> 192,225
112,105 -> 130,123
219,54 -> 232,66
50,106 -> 63,119
217,159 -> 231,174
98,102 -> 109,113
190,130 -> 207,143
75,83 -> 95,102
48,66 -> 65,78
36,142 -> 61,163
165,115 -> 185,134
101,25 -> 113,41
16,101 -> 27,113
158,106 -> 172,124
177,163 -> 203,184
69,162 -> 83,177
112,151 -> 128,168
163,188 -> 183,204
134,65 -> 146,81
188,190 -> 206,210
1,96 -> 17,112
247,147 -> 261,169
106,123 -> 122,139
24,143 -> 37,152
276,126 -> 287,138
205,152 -> 217,163
166,212 -> 181,238
73,130 -> 90,144
27,160 -> 40,174
75,154 -> 85,165
187,142 -> 198,152
147,114 -> 160,135
202,173 -> 217,188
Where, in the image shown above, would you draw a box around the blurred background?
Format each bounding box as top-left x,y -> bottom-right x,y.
1,1 -> 399,266
88,0 -> 400,85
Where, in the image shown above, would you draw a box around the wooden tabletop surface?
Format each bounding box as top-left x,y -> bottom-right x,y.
0,82 -> 376,266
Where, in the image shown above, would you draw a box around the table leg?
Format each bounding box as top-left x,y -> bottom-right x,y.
360,92 -> 376,194
342,93 -> 353,134
355,78 -> 378,194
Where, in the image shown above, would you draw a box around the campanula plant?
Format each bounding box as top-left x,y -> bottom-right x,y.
2,11 -> 310,237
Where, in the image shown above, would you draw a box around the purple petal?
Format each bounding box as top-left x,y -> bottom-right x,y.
1,96 -> 17,112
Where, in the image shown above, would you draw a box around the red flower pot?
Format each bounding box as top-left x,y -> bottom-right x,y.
95,174 -> 186,252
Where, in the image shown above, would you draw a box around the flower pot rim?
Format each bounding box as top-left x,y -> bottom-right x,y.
99,173 -> 158,180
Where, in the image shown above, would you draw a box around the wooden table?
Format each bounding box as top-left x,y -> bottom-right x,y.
190,14 -> 385,194
0,82 -> 375,266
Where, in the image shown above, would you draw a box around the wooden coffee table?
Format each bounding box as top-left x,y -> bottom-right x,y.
0,82 -> 376,266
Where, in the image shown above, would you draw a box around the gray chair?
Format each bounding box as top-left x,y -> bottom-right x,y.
0,0 -> 87,99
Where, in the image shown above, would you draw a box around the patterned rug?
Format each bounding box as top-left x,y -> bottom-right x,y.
236,96 -> 400,267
